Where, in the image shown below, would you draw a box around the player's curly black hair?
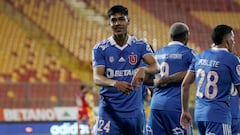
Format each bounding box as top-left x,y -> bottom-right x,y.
107,5 -> 128,18
212,24 -> 232,45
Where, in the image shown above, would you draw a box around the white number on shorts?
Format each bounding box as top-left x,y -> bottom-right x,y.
97,120 -> 111,133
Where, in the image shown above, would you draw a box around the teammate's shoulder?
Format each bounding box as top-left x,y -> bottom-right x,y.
93,38 -> 110,50
183,45 -> 197,54
229,53 -> 240,61
181,44 -> 194,50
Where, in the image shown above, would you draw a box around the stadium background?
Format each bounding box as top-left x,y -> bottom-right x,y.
0,0 -> 239,134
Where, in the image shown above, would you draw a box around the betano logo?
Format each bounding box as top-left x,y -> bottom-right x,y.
0,107 -> 78,122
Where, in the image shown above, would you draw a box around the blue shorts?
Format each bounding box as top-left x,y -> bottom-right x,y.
147,109 -> 191,135
232,118 -> 240,135
94,109 -> 146,135
196,121 -> 232,135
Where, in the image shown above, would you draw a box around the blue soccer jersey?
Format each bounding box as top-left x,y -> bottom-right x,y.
150,41 -> 196,111
189,47 -> 240,124
230,85 -> 240,135
230,84 -> 240,119
92,35 -> 153,118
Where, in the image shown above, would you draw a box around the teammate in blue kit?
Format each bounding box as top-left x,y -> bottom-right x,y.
92,5 -> 159,135
146,22 -> 196,135
230,85 -> 240,135
181,24 -> 240,135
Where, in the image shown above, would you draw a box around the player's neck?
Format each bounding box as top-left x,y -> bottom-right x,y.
113,34 -> 128,47
214,44 -> 225,48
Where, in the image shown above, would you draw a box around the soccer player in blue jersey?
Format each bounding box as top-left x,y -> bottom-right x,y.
181,24 -> 240,135
146,22 -> 196,135
230,85 -> 240,135
92,5 -> 159,135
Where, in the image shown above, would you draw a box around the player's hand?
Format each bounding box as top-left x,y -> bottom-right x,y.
114,81 -> 133,94
180,111 -> 192,130
131,68 -> 145,90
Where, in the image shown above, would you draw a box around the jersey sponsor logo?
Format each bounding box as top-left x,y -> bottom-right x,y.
128,55 -> 137,65
106,68 -> 136,78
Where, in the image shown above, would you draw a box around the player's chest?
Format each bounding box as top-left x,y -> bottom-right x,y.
104,48 -> 142,66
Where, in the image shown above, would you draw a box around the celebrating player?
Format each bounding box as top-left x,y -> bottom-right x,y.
146,22 -> 195,135
92,5 -> 159,135
181,24 -> 240,135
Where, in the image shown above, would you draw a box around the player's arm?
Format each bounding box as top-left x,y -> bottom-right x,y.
181,71 -> 195,112
153,71 -> 187,87
93,66 -> 116,87
142,54 -> 160,74
131,54 -> 159,88
143,73 -> 155,86
93,66 -> 132,94
180,70 -> 195,129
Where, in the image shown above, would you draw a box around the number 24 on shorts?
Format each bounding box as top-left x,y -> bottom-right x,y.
97,120 -> 111,133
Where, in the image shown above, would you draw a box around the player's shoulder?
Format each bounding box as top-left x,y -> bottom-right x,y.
227,52 -> 240,62
130,36 -> 148,45
197,49 -> 211,57
177,44 -> 197,56
178,44 -> 194,52
161,43 -> 195,53
93,38 -> 111,51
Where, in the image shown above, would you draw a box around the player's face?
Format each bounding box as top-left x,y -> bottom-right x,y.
225,31 -> 235,52
109,13 -> 129,36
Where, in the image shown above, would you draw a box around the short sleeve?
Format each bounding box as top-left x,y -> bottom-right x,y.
188,57 -> 197,72
230,56 -> 240,85
92,46 -> 105,67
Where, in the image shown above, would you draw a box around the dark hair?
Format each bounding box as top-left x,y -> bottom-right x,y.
212,24 -> 232,45
169,22 -> 189,42
171,31 -> 188,41
107,5 -> 128,18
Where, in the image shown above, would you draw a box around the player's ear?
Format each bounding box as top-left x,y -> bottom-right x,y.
127,17 -> 130,25
225,39 -> 232,52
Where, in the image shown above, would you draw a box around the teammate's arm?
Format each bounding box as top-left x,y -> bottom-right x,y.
93,66 -> 132,94
131,54 -> 159,88
153,71 -> 187,87
180,70 -> 195,129
142,54 -> 160,74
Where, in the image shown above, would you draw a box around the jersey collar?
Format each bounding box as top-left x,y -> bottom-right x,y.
168,41 -> 185,46
108,35 -> 132,46
211,47 -> 229,52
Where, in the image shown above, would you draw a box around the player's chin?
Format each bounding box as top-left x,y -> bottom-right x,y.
114,31 -> 125,36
